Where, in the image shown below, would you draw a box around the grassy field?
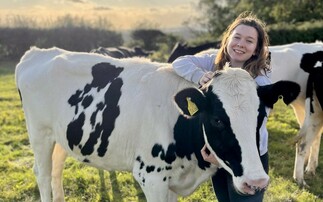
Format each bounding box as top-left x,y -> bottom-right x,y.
0,60 -> 322,202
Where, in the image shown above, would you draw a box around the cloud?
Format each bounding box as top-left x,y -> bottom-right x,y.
66,0 -> 86,3
0,1 -> 199,30
93,6 -> 112,11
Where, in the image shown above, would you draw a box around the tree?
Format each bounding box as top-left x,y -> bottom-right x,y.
195,0 -> 323,39
130,29 -> 166,51
195,0 -> 240,39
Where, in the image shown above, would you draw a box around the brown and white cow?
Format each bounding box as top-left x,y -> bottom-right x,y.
15,47 -> 299,201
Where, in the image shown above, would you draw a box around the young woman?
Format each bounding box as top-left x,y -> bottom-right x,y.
172,11 -> 271,202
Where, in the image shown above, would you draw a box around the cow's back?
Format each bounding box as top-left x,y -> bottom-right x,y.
16,47 -> 193,170
269,42 -> 323,106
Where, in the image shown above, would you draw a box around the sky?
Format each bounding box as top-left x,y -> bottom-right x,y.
0,0 -> 200,30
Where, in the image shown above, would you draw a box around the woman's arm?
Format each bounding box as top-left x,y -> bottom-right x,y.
172,54 -> 216,84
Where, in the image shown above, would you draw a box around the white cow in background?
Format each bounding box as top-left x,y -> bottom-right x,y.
15,47 -> 300,201
196,41 -> 323,187
270,42 -> 323,187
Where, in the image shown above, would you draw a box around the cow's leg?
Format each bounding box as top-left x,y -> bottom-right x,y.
133,165 -> 172,202
291,102 -> 305,126
167,189 -> 178,202
52,143 -> 67,202
29,127 -> 55,202
306,131 -> 322,175
304,98 -> 323,177
304,111 -> 323,177
293,99 -> 311,188
139,178 -> 172,202
293,124 -> 309,187
293,103 -> 322,187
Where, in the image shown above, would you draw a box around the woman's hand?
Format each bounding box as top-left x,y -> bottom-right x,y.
201,144 -> 219,165
199,71 -> 213,85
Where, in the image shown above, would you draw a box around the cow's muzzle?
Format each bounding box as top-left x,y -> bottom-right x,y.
238,176 -> 270,195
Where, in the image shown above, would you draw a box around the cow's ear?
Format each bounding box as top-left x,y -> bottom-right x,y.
174,88 -> 207,116
257,81 -> 300,108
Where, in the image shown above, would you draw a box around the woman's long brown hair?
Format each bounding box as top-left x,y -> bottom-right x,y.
214,11 -> 271,78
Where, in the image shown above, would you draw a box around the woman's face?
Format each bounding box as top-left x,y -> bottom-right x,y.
226,24 -> 258,67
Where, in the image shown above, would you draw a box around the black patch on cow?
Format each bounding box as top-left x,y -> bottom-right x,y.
256,101 -> 267,154
146,166 -> 155,173
82,95 -> 93,109
151,144 -> 163,158
81,123 -> 102,155
257,81 -> 300,109
97,78 -> 122,156
151,143 -> 176,164
173,115 -> 201,161
67,112 -> 85,150
171,86 -> 243,176
68,90 -> 83,114
300,51 -> 323,112
136,156 -> 145,170
66,62 -> 123,157
83,158 -> 90,163
90,102 -> 104,128
201,90 -> 243,177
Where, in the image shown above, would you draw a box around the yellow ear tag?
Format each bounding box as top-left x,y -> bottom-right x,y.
186,97 -> 198,116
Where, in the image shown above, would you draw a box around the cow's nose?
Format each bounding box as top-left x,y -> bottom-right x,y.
241,176 -> 270,195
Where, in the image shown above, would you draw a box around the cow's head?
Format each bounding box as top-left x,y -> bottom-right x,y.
174,67 -> 300,195
168,42 -> 188,63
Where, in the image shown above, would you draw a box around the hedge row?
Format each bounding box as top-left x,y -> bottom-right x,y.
0,21 -> 322,60
0,27 -> 123,60
268,21 -> 323,45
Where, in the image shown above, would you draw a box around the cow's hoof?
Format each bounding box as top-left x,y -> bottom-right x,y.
304,168 -> 316,177
294,178 -> 309,189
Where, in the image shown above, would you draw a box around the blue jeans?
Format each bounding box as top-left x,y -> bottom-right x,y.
211,153 -> 269,202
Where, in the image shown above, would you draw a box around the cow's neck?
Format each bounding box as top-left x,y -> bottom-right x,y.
173,115 -> 211,170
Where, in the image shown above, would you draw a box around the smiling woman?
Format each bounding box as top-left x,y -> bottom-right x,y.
0,0 -> 199,30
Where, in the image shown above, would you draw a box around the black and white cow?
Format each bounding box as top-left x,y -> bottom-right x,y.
293,50 -> 323,187
194,41 -> 323,187
167,41 -> 221,63
270,42 -> 323,187
90,46 -> 152,58
16,47 -> 300,202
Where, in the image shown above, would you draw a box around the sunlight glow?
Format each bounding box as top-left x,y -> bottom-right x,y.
0,1 -> 199,30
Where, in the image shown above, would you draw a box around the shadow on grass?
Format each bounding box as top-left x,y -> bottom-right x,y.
98,169 -> 145,202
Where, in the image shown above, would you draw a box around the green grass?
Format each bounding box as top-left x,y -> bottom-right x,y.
0,61 -> 322,202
